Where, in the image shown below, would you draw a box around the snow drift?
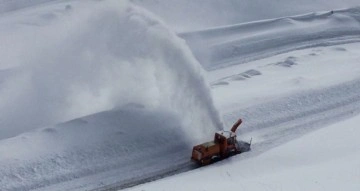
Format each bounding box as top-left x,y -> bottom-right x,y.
0,107 -> 190,191
0,0 -> 222,140
132,0 -> 360,32
2,0 -> 360,32
181,7 -> 360,70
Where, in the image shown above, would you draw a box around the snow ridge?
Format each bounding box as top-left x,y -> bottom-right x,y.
181,7 -> 360,70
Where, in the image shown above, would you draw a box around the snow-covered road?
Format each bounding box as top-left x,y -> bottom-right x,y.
115,42 -> 360,191
128,109 -> 360,191
101,42 -> 360,191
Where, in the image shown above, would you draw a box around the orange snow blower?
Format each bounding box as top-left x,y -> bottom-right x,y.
191,119 -> 250,165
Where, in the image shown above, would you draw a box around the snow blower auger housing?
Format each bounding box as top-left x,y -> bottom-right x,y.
191,119 -> 251,166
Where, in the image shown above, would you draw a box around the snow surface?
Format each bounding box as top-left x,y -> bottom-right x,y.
126,40 -> 360,191
181,7 -> 360,70
0,107 -> 190,191
2,0 -> 360,32
0,0 -> 360,191
132,0 -> 360,32
210,42 -> 360,112
127,113 -> 360,191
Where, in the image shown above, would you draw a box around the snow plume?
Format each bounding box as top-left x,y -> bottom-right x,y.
0,0 -> 222,141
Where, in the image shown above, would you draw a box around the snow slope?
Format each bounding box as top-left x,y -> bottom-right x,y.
132,0 -> 360,32
2,0 -> 359,32
210,43 -> 360,112
0,107 -> 190,191
210,42 -> 360,160
95,41 -> 360,191
181,7 -> 360,70
0,0 -> 55,13
127,113 -> 360,191
124,40 -> 360,191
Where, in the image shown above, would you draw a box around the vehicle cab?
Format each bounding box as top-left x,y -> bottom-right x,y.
214,130 -> 240,156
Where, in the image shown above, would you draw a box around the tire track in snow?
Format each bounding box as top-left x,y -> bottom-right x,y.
225,77 -> 360,157
92,162 -> 196,191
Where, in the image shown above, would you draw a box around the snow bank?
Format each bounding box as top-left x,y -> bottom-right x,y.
0,0 -> 222,140
2,0 -> 360,32
181,7 -> 360,70
0,107 -> 190,191
132,0 -> 360,31
0,0 -> 55,13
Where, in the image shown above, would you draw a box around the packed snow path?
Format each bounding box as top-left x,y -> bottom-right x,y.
128,110 -> 360,191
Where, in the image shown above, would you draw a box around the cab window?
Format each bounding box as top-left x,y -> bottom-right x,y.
227,137 -> 235,145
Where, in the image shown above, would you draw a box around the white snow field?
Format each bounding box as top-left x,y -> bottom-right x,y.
125,34 -> 360,191
132,0 -> 360,32
2,0 -> 360,31
181,7 -> 360,70
0,0 -> 360,191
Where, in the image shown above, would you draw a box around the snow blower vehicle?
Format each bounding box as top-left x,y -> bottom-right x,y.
191,119 -> 251,166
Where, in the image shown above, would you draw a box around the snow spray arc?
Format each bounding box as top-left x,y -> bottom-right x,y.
0,0 -> 222,141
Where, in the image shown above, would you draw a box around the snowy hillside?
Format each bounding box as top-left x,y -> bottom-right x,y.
0,107 -> 192,191
132,0 -> 360,31
0,0 -> 359,191
181,7 -> 360,70
2,0 -> 360,31
126,40 -> 360,191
